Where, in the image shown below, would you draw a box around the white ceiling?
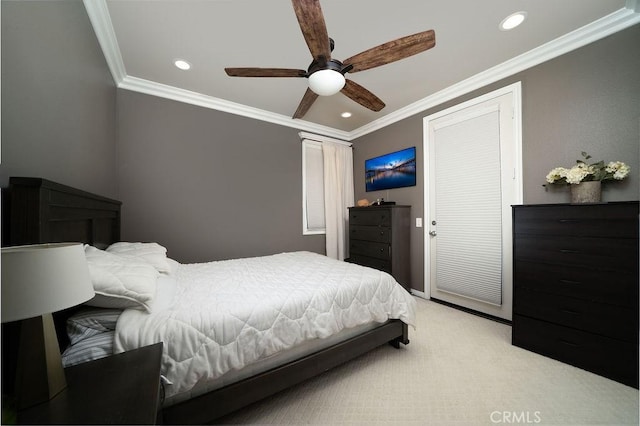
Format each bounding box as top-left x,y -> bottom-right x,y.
86,0 -> 639,139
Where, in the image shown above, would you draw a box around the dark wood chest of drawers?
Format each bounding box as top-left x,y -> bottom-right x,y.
512,202 -> 639,388
347,205 -> 411,291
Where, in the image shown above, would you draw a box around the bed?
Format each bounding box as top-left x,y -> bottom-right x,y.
3,177 -> 415,424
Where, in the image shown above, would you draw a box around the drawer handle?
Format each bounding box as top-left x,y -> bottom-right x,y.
380,231 -> 385,236
561,309 -> 581,316
559,279 -> 581,285
558,219 -> 580,223
559,249 -> 579,254
559,339 -> 580,348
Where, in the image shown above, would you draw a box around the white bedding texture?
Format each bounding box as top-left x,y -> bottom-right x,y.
84,245 -> 159,312
112,251 -> 416,401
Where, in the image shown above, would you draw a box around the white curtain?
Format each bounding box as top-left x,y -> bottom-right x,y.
322,142 -> 354,260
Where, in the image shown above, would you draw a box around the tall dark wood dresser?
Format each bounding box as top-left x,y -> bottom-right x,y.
347,205 -> 411,291
512,201 -> 639,388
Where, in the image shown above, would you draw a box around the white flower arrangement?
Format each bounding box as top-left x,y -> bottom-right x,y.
545,152 -> 630,185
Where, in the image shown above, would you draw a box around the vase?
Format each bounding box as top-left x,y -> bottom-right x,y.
570,181 -> 601,203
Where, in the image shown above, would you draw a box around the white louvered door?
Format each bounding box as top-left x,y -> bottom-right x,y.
424,83 -> 522,320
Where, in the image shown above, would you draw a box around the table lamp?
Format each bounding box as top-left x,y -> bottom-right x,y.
1,243 -> 95,409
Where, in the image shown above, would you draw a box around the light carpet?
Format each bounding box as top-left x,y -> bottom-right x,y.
216,298 -> 639,425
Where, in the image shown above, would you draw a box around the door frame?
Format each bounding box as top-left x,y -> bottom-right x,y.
422,82 -> 523,316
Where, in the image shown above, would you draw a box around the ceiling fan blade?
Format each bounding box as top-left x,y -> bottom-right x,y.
341,79 -> 385,112
225,68 -> 307,78
343,30 -> 436,73
291,0 -> 331,63
293,88 -> 319,119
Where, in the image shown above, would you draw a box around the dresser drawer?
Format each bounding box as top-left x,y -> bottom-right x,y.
348,205 -> 411,291
512,315 -> 638,388
350,225 -> 391,243
513,203 -> 638,238
349,209 -> 391,227
514,260 -> 638,307
347,255 -> 391,273
515,235 -> 637,272
350,240 -> 390,260
514,288 -> 637,341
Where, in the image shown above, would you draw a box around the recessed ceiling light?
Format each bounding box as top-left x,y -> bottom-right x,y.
174,59 -> 191,70
500,11 -> 527,31
341,112 -> 352,118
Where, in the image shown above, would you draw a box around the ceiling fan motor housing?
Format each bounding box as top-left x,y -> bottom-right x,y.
306,58 -> 345,77
305,38 -> 353,77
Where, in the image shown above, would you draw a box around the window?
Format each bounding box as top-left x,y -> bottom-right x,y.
300,132 -> 353,237
302,139 -> 325,235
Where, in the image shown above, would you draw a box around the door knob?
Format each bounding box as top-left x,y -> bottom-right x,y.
429,231 -> 437,236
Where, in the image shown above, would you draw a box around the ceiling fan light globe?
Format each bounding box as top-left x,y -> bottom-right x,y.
308,70 -> 346,96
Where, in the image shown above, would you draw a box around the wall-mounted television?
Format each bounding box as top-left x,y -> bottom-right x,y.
365,147 -> 416,192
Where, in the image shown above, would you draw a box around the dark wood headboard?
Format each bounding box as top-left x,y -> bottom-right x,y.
4,177 -> 122,248
2,177 -> 122,396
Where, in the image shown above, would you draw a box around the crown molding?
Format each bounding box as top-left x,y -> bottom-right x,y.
86,1 -> 638,142
298,131 -> 351,146
119,76 -> 351,140
349,6 -> 640,139
83,0 -> 126,84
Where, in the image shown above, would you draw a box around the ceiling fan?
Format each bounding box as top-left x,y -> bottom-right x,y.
225,0 -> 436,119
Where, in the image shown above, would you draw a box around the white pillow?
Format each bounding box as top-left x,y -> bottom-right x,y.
166,257 -> 181,276
106,242 -> 171,274
84,245 -> 159,312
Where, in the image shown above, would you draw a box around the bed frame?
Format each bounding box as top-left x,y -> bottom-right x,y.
3,177 -> 410,424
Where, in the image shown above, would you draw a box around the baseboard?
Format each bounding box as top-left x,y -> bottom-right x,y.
410,289 -> 428,299
430,298 -> 512,326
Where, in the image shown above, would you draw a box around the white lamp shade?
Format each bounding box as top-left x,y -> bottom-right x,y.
308,69 -> 346,96
1,243 -> 95,323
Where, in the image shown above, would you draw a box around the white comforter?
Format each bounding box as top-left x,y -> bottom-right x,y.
114,251 -> 416,398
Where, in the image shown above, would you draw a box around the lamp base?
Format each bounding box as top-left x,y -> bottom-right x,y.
15,313 -> 66,410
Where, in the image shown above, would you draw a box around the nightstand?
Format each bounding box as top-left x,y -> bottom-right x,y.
18,342 -> 163,424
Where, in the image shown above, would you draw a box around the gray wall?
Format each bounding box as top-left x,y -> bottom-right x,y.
0,0 -> 117,198
352,24 -> 640,293
116,90 -> 325,262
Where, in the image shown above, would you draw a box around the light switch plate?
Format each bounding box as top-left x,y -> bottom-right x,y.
416,218 -> 423,228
